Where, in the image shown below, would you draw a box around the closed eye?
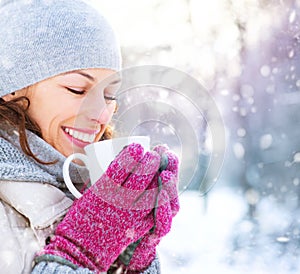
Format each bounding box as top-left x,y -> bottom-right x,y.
66,87 -> 85,95
66,87 -> 117,102
104,95 -> 117,101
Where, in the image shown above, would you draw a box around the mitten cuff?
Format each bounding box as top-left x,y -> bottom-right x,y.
34,254 -> 80,270
130,254 -> 161,274
108,253 -> 161,274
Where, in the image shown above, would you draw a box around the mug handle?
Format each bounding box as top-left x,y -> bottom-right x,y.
63,153 -> 88,199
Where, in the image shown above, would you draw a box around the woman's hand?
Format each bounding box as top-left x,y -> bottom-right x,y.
118,145 -> 180,272
38,143 -> 166,272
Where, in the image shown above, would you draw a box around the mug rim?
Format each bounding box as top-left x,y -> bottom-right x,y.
84,135 -> 150,151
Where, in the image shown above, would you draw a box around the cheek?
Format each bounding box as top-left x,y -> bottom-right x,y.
30,106 -> 68,137
28,105 -> 49,129
33,113 -> 58,140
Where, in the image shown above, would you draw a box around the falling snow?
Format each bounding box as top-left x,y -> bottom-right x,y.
159,188 -> 300,274
0,0 -> 298,273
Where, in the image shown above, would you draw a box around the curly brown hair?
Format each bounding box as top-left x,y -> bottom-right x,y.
0,96 -> 114,164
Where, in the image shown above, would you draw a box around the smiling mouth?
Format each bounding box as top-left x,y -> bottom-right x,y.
63,127 -> 97,143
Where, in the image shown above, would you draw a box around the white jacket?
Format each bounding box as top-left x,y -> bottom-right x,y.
0,180 -> 72,274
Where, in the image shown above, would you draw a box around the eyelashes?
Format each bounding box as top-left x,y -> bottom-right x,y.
66,87 -> 85,95
66,87 -> 117,103
104,95 -> 117,102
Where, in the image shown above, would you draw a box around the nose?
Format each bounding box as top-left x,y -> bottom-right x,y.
83,89 -> 113,124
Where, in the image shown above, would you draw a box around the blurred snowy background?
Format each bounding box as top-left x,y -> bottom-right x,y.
92,0 -> 300,273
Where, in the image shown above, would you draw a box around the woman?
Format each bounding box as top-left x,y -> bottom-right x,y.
0,0 -> 180,273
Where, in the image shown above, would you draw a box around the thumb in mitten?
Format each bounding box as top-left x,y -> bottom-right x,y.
125,189 -> 173,271
153,146 -> 180,217
121,148 -> 180,271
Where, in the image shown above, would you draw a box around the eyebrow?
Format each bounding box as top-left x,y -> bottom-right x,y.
108,79 -> 122,86
61,71 -> 96,82
76,71 -> 96,82
63,71 -> 121,85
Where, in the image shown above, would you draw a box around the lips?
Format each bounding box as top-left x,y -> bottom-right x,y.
63,126 -> 99,143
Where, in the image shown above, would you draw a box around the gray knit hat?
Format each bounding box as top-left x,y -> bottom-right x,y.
0,0 -> 121,96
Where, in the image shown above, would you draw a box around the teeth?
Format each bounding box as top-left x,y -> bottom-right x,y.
73,130 -> 79,139
78,132 -> 84,141
81,133 -> 88,142
64,127 -> 96,143
89,134 -> 95,143
82,133 -> 91,142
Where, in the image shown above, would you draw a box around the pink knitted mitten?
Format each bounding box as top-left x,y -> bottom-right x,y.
117,145 -> 180,272
40,143 -> 166,272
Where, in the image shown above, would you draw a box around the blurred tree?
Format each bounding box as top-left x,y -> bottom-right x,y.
221,0 -> 300,268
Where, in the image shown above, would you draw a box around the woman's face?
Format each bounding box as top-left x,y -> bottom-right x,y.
19,68 -> 118,157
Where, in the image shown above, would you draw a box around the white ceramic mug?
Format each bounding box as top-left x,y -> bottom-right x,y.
63,136 -> 150,198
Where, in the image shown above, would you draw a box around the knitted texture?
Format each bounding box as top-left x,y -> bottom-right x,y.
32,255 -> 161,274
0,123 -> 87,188
40,143 -> 179,272
0,0 -> 121,96
32,260 -> 94,274
125,146 -> 180,272
0,124 -> 163,274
